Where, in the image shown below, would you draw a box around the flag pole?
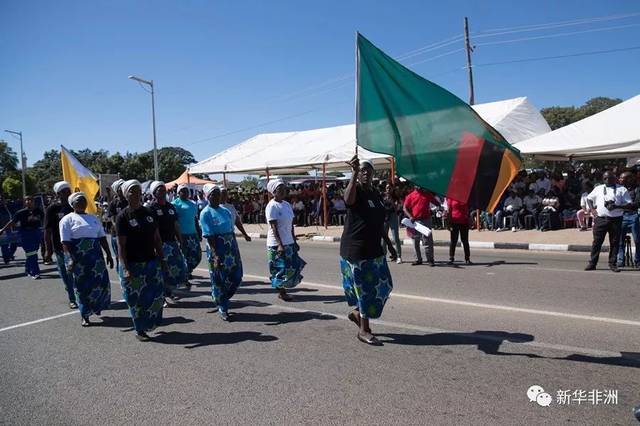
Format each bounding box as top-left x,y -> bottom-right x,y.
354,31 -> 360,158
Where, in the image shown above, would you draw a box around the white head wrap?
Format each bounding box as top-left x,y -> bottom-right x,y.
177,183 -> 189,194
121,179 -> 141,197
111,179 -> 125,193
203,183 -> 220,198
266,179 -> 285,195
219,185 -> 227,192
149,180 -> 165,196
68,192 -> 86,207
53,181 -> 71,194
360,159 -> 374,170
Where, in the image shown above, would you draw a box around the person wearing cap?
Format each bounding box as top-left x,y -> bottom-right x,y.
199,184 -> 243,321
149,181 -> 188,303
220,186 -> 252,242
116,180 -> 166,341
339,156 -> 395,346
265,179 -> 306,301
107,178 -> 128,270
43,181 -> 76,308
60,192 -> 114,327
0,195 -> 45,279
172,183 -> 202,287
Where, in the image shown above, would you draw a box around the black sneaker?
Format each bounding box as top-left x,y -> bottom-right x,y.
609,264 -> 621,273
135,332 -> 151,342
411,260 -> 423,266
465,259 -> 473,265
81,317 -> 90,327
447,259 -> 454,265
69,301 -> 78,309
427,261 -> 435,267
584,264 -> 596,271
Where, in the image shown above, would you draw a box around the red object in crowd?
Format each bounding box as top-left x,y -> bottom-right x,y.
445,197 -> 469,224
404,189 -> 436,220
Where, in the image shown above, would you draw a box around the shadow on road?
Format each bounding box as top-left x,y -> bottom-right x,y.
98,315 -> 195,330
151,330 -> 278,348
230,310 -> 336,326
379,330 -> 640,369
0,267 -> 57,280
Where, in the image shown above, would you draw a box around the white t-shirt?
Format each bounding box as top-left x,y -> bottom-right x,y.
580,192 -> 590,210
293,201 -> 305,212
586,184 -> 631,218
536,178 -> 551,194
504,196 -> 523,211
265,199 -> 295,247
222,203 -> 238,225
59,212 -> 106,241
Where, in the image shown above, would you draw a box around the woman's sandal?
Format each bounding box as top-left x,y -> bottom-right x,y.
278,290 -> 293,302
347,311 -> 361,327
357,332 -> 382,346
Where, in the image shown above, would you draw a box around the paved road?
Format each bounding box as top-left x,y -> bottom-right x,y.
1,241 -> 639,425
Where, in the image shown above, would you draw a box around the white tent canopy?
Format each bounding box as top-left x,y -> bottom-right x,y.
516,94 -> 640,160
190,96 -> 550,175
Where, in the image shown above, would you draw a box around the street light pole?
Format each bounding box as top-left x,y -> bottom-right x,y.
4,130 -> 26,198
128,75 -> 159,181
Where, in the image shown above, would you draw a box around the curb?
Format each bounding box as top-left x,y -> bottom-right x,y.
238,232 -> 608,253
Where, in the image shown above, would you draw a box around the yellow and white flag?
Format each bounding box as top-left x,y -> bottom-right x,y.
60,145 -> 100,214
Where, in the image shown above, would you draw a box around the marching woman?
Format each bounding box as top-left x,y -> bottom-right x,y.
59,192 -> 114,327
107,179 -> 127,269
0,195 -> 45,279
172,184 -> 202,288
149,181 -> 188,303
200,184 -> 243,321
265,179 -> 306,301
116,180 -> 166,341
340,157 -> 395,346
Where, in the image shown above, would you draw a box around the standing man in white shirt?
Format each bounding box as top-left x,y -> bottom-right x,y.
585,171 -> 632,272
536,172 -> 551,195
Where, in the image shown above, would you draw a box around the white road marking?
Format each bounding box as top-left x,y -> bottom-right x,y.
194,270 -> 640,327
0,311 -> 79,333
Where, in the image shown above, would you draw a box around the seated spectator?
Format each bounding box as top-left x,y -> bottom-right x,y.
576,183 -> 594,231
292,196 -> 307,227
495,190 -> 523,232
522,189 -> 541,229
539,190 -> 562,231
536,172 -> 551,195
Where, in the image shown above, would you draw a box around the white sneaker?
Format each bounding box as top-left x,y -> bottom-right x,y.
396,258 -> 402,264
495,228 -> 502,232
511,227 -> 517,232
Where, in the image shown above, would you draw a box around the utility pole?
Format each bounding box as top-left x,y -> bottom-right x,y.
464,17 -> 475,105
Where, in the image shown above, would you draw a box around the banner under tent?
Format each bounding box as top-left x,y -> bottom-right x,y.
189,96 -> 550,176
516,94 -> 640,160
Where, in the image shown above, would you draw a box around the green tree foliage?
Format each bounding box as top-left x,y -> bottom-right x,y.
1,171 -> 37,199
238,176 -> 258,191
540,96 -> 622,130
28,147 -> 196,193
0,141 -> 19,177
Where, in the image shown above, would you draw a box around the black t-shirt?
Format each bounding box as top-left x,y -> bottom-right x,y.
116,206 -> 158,263
149,202 -> 178,242
44,202 -> 74,252
14,208 -> 44,230
108,198 -> 129,235
339,185 -> 386,262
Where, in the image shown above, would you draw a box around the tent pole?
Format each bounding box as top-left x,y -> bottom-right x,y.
266,168 -> 270,184
390,157 -> 396,185
322,163 -> 328,230
223,172 -> 227,187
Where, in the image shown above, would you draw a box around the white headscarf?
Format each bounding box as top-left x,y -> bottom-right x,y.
68,192 -> 86,207
177,183 -> 189,194
266,179 -> 284,195
111,178 -> 125,193
121,179 -> 141,197
149,180 -> 165,196
203,183 -> 220,198
360,159 -> 374,170
53,181 -> 71,194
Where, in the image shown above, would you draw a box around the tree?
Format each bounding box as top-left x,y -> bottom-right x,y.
540,96 -> 623,130
157,147 -> 196,182
1,171 -> 37,199
0,141 -> 18,177
238,176 -> 258,191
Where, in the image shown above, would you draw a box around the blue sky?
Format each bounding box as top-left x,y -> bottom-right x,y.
1,0 -> 639,169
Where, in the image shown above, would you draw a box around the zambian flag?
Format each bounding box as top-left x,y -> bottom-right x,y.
356,33 -> 522,212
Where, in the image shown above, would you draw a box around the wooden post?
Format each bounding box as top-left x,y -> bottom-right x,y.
390,157 -> 396,185
223,172 -> 228,187
322,163 -> 328,229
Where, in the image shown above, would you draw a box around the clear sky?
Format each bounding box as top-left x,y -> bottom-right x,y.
1,0 -> 639,169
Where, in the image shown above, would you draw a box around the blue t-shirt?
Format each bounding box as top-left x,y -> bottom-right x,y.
200,205 -> 234,237
172,198 -> 198,235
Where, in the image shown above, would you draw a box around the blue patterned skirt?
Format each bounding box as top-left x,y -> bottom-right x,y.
206,232 -> 243,312
67,238 -> 111,317
55,250 -> 77,303
182,233 -> 202,273
118,259 -> 164,333
340,256 -> 393,319
161,240 -> 188,295
268,244 -> 306,289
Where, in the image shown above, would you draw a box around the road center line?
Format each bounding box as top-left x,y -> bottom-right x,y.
196,270 -> 640,327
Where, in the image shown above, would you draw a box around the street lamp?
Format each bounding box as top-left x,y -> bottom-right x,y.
4,130 -> 26,198
128,75 -> 159,181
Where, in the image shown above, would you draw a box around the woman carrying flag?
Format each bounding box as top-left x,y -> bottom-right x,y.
116,180 -> 166,341
149,181 -> 188,304
172,184 -> 202,288
265,179 -> 306,301
199,184 -> 243,321
0,195 -> 45,279
59,192 -> 114,326
339,157 -> 395,346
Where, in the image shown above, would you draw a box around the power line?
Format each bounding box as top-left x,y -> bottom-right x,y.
475,23 -> 640,47
471,45 -> 640,68
474,11 -> 640,37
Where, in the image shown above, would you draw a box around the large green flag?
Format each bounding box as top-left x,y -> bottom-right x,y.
356,33 -> 522,211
